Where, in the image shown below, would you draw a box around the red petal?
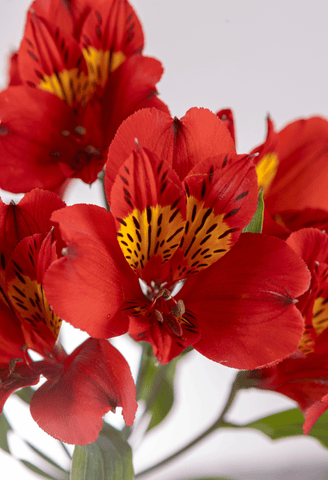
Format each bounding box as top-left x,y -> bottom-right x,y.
29,0 -> 74,38
0,86 -> 76,192
18,9 -> 87,90
0,189 -> 65,273
110,146 -> 186,279
0,363 -> 40,414
304,394 -> 328,434
267,117 -> 328,211
79,0 -> 144,58
8,52 -> 22,86
30,338 -> 137,444
273,208 -> 328,237
106,107 -> 235,196
180,233 -> 311,369
287,228 -> 328,266
216,108 -> 236,145
102,55 -> 168,146
0,300 -> 25,363
44,205 -> 138,337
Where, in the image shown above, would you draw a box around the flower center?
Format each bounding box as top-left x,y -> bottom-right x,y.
138,279 -> 187,337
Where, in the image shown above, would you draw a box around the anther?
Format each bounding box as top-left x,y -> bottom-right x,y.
75,126 -> 86,135
171,299 -> 185,317
154,309 -> 164,323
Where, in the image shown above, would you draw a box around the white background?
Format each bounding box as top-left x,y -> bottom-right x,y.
1,1 -> 328,479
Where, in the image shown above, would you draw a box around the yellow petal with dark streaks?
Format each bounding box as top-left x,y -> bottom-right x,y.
172,196 -> 235,280
7,274 -> 61,348
39,68 -> 92,106
117,204 -> 185,276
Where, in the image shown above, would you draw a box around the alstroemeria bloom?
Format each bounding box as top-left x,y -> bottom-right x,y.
0,189 -> 137,444
245,228 -> 328,434
216,111 -> 328,238
0,0 -> 168,193
252,116 -> 328,238
44,108 -> 310,367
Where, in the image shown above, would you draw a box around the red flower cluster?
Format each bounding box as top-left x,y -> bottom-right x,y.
2,0 -> 328,448
0,0 -> 168,193
0,189 -> 137,444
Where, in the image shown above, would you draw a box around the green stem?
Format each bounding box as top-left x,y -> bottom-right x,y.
135,373 -> 240,478
121,343 -> 154,440
135,343 -> 154,399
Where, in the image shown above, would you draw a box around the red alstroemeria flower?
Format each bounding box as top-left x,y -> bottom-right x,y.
0,0 -> 168,193
44,108 -> 310,367
252,115 -> 328,238
216,110 -> 328,238
245,228 -> 328,434
0,189 -> 137,444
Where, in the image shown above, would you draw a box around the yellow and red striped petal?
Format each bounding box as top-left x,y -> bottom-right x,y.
6,233 -> 61,354
80,0 -> 144,88
18,9 -> 90,106
170,154 -> 258,280
110,146 -> 186,279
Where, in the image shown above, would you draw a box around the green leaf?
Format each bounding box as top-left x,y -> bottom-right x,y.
20,460 -> 68,480
71,423 -> 134,480
242,190 -> 264,233
0,413 -> 12,453
241,408 -> 328,449
15,386 -> 35,403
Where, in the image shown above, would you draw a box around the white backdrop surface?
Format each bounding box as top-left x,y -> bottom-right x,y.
1,1 -> 328,479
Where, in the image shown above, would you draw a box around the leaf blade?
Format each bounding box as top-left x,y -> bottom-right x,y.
242,189 -> 264,233
71,423 -> 134,480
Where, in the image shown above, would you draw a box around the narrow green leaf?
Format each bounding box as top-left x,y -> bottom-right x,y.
0,413 -> 12,453
15,386 -> 35,403
60,441 -> 72,459
71,423 -> 134,480
242,408 -> 328,449
25,440 -> 69,473
242,190 -> 264,233
20,460 -> 68,480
